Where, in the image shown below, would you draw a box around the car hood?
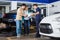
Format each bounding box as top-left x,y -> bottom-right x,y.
40,14 -> 60,23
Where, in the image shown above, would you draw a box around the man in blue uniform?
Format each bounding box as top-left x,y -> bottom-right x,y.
32,4 -> 41,38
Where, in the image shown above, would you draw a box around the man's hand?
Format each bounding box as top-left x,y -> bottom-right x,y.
31,14 -> 34,16
23,14 -> 28,17
36,12 -> 39,15
31,13 -> 35,16
31,12 -> 39,16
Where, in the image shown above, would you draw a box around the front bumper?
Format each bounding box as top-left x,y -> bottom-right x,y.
2,18 -> 16,26
39,23 -> 60,38
40,32 -> 60,38
2,18 -> 15,22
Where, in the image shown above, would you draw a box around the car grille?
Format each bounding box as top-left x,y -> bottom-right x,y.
40,23 -> 53,34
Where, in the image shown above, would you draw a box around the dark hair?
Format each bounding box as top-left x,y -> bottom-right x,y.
33,4 -> 38,6
21,4 -> 27,6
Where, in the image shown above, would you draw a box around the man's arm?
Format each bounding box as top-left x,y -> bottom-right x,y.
31,11 -> 40,16
32,8 -> 40,16
17,8 -> 23,16
36,8 -> 40,15
36,11 -> 40,14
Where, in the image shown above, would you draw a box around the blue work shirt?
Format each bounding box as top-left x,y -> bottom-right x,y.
34,7 -> 41,21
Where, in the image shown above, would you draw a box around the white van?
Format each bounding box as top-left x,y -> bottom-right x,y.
39,12 -> 60,38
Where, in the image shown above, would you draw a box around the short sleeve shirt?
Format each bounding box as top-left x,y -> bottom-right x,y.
35,7 -> 41,20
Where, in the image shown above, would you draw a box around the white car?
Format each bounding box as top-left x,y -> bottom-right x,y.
39,12 -> 60,38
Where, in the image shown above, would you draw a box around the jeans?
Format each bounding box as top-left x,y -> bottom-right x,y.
35,18 -> 41,37
24,20 -> 30,34
16,20 -> 22,36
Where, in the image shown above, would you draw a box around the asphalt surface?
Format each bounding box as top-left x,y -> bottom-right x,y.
0,32 -> 59,40
0,25 -> 59,40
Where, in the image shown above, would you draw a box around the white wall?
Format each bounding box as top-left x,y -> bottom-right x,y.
46,1 -> 60,16
5,6 -> 10,13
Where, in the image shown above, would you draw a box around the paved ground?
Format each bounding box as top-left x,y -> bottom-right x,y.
0,32 -> 58,40
0,24 -> 59,40
0,26 -> 59,40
